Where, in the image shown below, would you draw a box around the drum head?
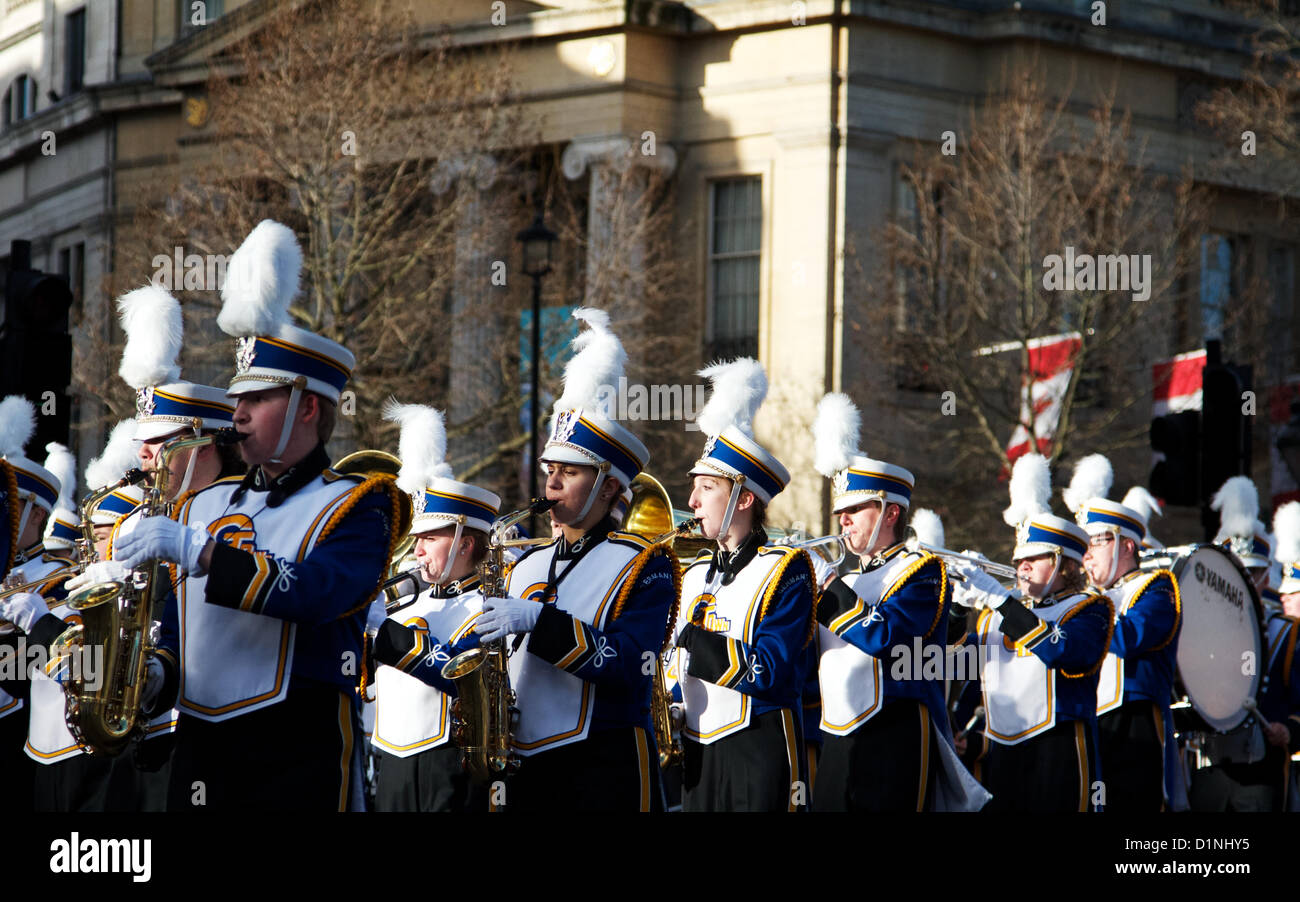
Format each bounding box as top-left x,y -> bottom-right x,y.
1170,544 -> 1262,732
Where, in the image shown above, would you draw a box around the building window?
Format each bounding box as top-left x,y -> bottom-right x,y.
707,177 -> 761,360
4,74 -> 37,125
57,242 -> 86,326
65,8 -> 86,95
1200,233 -> 1235,341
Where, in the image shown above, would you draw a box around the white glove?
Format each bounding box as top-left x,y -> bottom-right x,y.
114,517 -> 211,574
951,566 -> 1012,611
0,591 -> 50,633
140,655 -> 166,714
810,553 -> 837,588
65,560 -> 130,593
476,595 -> 544,643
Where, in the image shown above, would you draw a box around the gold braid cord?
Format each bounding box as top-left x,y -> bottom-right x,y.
602,540 -> 682,653
878,552 -> 947,640
757,547 -> 818,648
1130,569 -> 1181,654
321,475 -> 405,620
1,460 -> 18,575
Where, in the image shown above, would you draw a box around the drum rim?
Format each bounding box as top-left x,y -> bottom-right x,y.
1160,542 -> 1264,734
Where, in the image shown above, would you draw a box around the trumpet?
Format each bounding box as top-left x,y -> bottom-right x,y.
903,535 -> 1018,581
781,533 -> 849,568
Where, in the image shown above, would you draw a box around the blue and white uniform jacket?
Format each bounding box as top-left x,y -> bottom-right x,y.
504,526 -> 678,757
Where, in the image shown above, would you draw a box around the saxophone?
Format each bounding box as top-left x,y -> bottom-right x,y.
54,430 -> 233,756
441,499 -> 554,785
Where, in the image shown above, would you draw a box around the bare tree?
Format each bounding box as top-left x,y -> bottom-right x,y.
102,0 -> 532,501
853,70 -> 1207,551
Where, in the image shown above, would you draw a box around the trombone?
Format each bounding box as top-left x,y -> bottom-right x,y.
781,533 -> 849,568
903,535 -> 1018,581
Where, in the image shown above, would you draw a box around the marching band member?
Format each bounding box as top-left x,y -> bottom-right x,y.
490,308 -> 677,812
808,393 -> 983,811
367,401 -> 498,812
63,285 -> 241,811
41,444 -> 79,557
1122,486 -> 1165,551
0,396 -> 87,810
951,453 -> 1113,812
1190,502 -> 1300,811
123,221 -> 402,810
1070,454 -> 1183,811
672,359 -> 812,812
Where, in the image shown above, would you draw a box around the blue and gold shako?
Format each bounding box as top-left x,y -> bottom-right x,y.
1078,498 -> 1146,544
411,478 -> 501,536
828,455 -> 913,513
542,407 -> 649,489
1013,513 -> 1090,563
135,381 -> 235,442
690,425 -> 789,505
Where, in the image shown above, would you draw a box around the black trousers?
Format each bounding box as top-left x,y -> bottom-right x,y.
506,726 -> 662,812
1188,748 -> 1291,812
814,699 -> 936,812
102,733 -> 175,813
1,710 -> 33,814
682,708 -> 807,812
983,719 -> 1099,813
33,750 -> 135,812
166,685 -> 361,812
1097,701 -> 1165,811
374,745 -> 487,812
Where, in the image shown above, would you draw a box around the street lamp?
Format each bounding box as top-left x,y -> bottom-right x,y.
517,212 -> 557,533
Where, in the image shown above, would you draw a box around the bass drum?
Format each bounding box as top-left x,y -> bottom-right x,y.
1142,543 -> 1263,733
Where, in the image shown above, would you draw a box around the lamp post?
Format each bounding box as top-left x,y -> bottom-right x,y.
517,213 -> 557,533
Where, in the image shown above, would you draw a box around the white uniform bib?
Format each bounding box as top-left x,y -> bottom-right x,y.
20,553 -> 88,763
1095,570 -> 1171,716
978,592 -> 1092,745
817,552 -> 934,736
372,588 -> 483,757
672,548 -> 794,745
175,472 -> 362,722
505,535 -> 648,755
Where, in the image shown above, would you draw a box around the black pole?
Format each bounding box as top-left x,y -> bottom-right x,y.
529,273 -> 542,536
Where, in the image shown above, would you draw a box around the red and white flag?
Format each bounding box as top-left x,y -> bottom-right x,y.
1152,349 -> 1206,416
1004,332 -> 1082,462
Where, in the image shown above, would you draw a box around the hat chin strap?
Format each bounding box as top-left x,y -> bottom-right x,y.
270,379 -> 308,464
16,498 -> 33,547
717,475 -> 747,547
1043,552 -> 1062,600
573,462 -> 612,525
437,519 -> 466,585
1104,530 -> 1121,587
175,425 -> 203,499
854,497 -> 886,561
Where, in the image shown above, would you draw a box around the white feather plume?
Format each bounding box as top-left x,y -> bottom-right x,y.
0,395 -> 36,458
813,393 -> 861,478
1122,486 -> 1163,524
1274,502 -> 1300,565
696,358 -> 768,439
382,399 -> 452,493
1003,453 -> 1052,526
117,285 -> 183,390
42,442 -> 77,509
1062,454 -> 1113,514
552,308 -> 627,415
1211,476 -> 1259,542
911,508 -> 945,549
217,220 -> 302,337
84,419 -> 141,490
